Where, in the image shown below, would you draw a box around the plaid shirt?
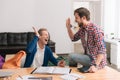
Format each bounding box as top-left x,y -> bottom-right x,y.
72,23 -> 107,69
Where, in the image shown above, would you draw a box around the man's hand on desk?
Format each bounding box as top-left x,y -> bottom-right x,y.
57,60 -> 66,67
88,65 -> 98,73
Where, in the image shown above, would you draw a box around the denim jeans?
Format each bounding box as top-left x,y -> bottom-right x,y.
68,53 -> 92,67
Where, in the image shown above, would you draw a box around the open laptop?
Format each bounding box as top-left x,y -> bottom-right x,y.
0,71 -> 13,78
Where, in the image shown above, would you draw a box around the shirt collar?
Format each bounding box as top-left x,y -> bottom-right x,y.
84,22 -> 93,31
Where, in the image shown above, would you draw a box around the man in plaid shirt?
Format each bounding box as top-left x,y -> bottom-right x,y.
66,7 -> 107,73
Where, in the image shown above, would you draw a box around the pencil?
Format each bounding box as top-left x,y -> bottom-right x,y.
18,75 -> 23,79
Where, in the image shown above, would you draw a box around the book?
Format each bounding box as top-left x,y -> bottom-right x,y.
31,67 -> 71,74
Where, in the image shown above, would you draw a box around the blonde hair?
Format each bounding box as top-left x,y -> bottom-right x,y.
38,28 -> 48,36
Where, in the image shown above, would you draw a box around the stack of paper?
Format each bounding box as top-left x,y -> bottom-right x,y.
60,73 -> 85,80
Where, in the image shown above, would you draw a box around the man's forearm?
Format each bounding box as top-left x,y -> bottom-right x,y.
95,54 -> 104,66
67,28 -> 74,40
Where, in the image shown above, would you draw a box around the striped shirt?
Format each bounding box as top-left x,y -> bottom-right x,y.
72,22 -> 107,69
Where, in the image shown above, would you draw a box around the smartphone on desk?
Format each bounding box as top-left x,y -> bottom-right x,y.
28,77 -> 52,80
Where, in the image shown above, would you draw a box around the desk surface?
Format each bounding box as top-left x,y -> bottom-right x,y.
0,66 -> 120,80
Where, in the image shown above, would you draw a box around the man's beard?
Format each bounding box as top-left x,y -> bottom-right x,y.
78,22 -> 83,28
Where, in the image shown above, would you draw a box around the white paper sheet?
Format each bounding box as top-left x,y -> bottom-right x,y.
60,73 -> 85,80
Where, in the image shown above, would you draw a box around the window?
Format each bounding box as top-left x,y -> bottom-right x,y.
72,0 -> 102,28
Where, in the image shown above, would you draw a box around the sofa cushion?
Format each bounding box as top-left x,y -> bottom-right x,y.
27,32 -> 35,43
0,33 -> 7,46
7,33 -> 27,46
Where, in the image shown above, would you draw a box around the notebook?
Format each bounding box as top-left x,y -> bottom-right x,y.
31,67 -> 71,74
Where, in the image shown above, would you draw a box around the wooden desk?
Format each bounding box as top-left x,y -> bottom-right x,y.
0,66 -> 120,80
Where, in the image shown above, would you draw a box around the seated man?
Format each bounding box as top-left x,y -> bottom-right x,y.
24,27 -> 65,67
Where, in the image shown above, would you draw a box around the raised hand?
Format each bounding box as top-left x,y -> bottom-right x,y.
66,18 -> 72,29
32,27 -> 40,37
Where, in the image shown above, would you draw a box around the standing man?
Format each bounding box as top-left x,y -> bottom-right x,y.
66,7 -> 107,73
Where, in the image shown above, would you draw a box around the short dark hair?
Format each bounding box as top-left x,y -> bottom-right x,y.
74,7 -> 90,21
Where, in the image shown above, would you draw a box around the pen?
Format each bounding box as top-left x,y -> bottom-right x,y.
18,75 -> 23,79
28,77 -> 42,79
30,67 -> 37,74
